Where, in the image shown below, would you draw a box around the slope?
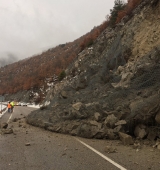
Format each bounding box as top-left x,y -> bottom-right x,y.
27,0 -> 160,140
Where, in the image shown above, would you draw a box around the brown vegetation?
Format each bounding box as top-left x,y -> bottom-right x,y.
116,0 -> 142,23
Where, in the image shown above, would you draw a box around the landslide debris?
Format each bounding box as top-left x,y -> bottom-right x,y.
27,0 -> 160,142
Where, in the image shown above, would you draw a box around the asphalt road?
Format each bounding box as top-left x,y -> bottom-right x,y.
0,106 -> 160,170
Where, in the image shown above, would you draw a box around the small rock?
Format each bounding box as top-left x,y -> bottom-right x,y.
104,146 -> 117,153
89,120 -> 102,128
113,125 -> 122,133
61,91 -> 67,98
12,118 -> 18,122
2,128 -> 13,134
133,143 -> 141,149
115,120 -> 126,126
72,102 -> 83,111
1,122 -> 8,129
61,153 -> 66,156
94,112 -> 101,121
25,143 -> 31,146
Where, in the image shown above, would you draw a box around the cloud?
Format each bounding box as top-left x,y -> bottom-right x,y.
0,0 -> 115,66
0,52 -> 18,67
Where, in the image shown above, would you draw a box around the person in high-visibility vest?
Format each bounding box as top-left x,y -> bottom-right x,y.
10,101 -> 15,113
7,102 -> 11,113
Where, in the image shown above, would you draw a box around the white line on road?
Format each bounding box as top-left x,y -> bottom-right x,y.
75,138 -> 127,170
7,113 -> 13,123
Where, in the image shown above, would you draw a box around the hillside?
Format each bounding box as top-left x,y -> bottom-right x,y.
0,23 -> 109,103
0,39 -> 80,94
0,0 -> 143,102
26,0 -> 160,141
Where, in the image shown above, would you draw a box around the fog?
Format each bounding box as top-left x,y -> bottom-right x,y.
0,0 -> 115,67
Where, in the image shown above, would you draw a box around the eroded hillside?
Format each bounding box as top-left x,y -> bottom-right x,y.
27,0 -> 160,142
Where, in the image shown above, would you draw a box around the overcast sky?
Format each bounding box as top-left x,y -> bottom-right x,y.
0,0 -> 116,67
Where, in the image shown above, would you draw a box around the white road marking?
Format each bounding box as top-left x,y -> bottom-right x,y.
7,113 -> 13,123
75,138 -> 127,170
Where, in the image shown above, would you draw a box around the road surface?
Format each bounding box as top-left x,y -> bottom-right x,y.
0,106 -> 160,170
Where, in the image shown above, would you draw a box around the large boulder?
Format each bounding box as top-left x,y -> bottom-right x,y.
128,94 -> 160,124
104,114 -> 118,128
119,132 -> 134,145
134,124 -> 148,139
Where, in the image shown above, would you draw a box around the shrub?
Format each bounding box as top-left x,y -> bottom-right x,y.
58,70 -> 66,81
40,105 -> 47,110
109,0 -> 126,27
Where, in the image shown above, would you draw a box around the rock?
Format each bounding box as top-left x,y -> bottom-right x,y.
77,123 -> 103,138
93,130 -> 106,139
12,118 -> 18,122
107,129 -> 118,140
1,122 -> 8,129
119,132 -> 134,145
94,112 -> 101,121
89,121 -> 102,129
25,143 -> 31,146
44,122 -> 53,129
70,129 -> 78,136
104,114 -> 118,128
143,140 -> 150,145
61,153 -> 66,156
129,95 -> 160,125
115,120 -> 127,126
133,143 -> 141,149
134,124 -> 148,139
113,125 -> 123,134
72,102 -> 83,111
60,91 -> 67,98
147,130 -> 157,141
104,146 -> 117,153
2,128 -> 13,134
